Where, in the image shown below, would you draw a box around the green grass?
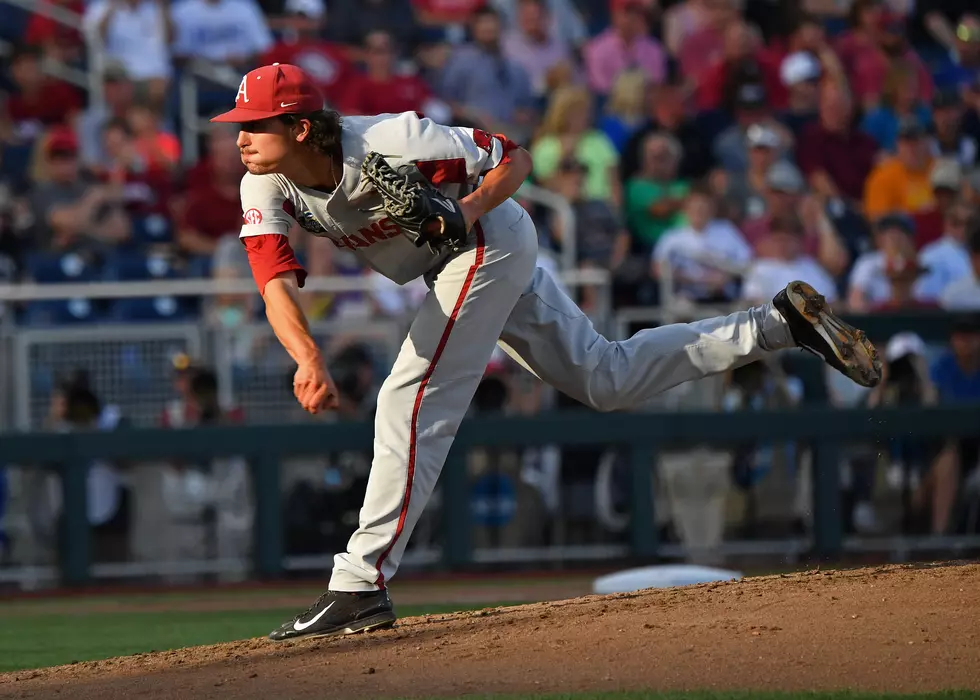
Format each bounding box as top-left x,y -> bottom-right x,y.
415,693 -> 980,700
0,602 -> 502,673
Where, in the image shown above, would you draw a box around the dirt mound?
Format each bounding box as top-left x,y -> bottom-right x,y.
3,563 -> 980,700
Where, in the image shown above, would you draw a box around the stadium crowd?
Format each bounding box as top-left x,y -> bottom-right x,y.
1,0 -> 980,569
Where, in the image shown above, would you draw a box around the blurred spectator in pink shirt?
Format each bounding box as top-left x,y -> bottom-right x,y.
583,0 -> 666,96
502,0 -> 577,99
841,8 -> 933,109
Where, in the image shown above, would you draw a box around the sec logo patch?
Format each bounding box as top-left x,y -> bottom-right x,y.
243,208 -> 263,225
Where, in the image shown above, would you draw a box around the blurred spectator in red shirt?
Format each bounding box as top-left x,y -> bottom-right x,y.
181,123 -> 243,194
128,101 -> 181,173
97,118 -> 174,218
175,127 -> 243,257
260,0 -> 358,110
797,81 -> 878,205
697,20 -> 784,112
846,10 -> 933,109
583,0 -> 666,97
343,30 -> 450,120
762,13 -> 844,79
501,0 -> 578,100
2,45 -> 82,142
25,0 -> 85,63
662,0 -> 711,58
835,0 -> 884,81
675,0 -> 737,84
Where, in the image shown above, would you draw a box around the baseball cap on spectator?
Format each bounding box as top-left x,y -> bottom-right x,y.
746,123 -> 780,149
46,129 -> 78,158
875,212 -> 915,236
780,52 -> 821,87
102,59 -> 128,82
211,63 -> 325,123
285,0 -> 325,17
766,161 -> 805,194
933,88 -> 962,110
931,158 -> 963,191
896,115 -> 925,140
884,332 -> 926,362
736,82 -> 767,109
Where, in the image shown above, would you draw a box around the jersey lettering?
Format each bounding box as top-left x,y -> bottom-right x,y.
358,217 -> 402,244
349,233 -> 371,248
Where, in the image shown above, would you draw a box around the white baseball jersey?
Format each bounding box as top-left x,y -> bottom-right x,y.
239,112 -> 520,285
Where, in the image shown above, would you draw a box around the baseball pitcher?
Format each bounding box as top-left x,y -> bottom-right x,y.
210,63 -> 882,641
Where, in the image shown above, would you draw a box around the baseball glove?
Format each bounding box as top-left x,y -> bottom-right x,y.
360,151 -> 468,254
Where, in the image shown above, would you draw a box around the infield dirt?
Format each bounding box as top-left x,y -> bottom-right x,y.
2,562 -> 979,699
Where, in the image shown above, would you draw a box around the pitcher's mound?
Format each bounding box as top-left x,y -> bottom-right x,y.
3,562 -> 980,699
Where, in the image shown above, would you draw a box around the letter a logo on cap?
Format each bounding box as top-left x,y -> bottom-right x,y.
237,76 -> 249,104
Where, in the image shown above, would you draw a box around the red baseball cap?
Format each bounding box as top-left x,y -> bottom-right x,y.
210,63 -> 325,123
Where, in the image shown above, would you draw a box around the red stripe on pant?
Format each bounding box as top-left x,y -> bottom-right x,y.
373,222 -> 487,587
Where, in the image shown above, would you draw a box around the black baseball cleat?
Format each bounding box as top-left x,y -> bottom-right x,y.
268,589 -> 396,642
773,280 -> 882,388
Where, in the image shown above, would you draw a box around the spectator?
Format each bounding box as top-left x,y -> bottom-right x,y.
652,181 -> 752,302
835,0 -> 886,83
415,28 -> 453,91
181,122 -> 243,194
624,131 -> 689,251
848,212 -> 930,310
171,0 -> 274,71
0,167 -> 31,277
860,58 -> 932,151
582,0 -> 666,97
97,118 -> 174,218
597,71 -> 647,154
28,130 -> 131,254
2,45 -> 82,142
26,0 -> 85,64
160,353 -> 199,427
740,161 -> 851,277
741,211 -> 838,303
620,71 -> 714,182
930,89 -> 978,168
918,199 -> 976,301
548,158 -> 630,311
662,0 -> 711,57
923,314 -> 980,534
326,0 -> 419,54
260,0 -> 357,111
712,82 -> 792,174
440,7 -> 536,139
174,125 -> 243,257
82,0 -> 173,108
128,100 -> 181,173
676,0 -> 738,84
411,0 -> 485,26
778,51 -> 822,141
491,0 -> 588,50
697,20 -> 783,112
849,10 -> 933,109
531,86 -> 620,204
763,13 -> 845,85
797,81 -> 878,204
343,31 -> 448,120
924,158 -> 966,243
940,221 -> 980,309
933,15 -> 980,91
863,117 -> 937,222
501,0 -> 577,101
718,122 -> 781,223
77,61 -> 136,172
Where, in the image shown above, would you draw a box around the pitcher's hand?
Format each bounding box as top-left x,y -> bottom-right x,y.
293,358 -> 339,414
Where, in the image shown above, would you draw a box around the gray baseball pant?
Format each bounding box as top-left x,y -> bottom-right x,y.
329,205 -> 794,591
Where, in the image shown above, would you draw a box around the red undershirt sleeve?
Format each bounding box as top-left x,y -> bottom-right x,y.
242,234 -> 307,295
